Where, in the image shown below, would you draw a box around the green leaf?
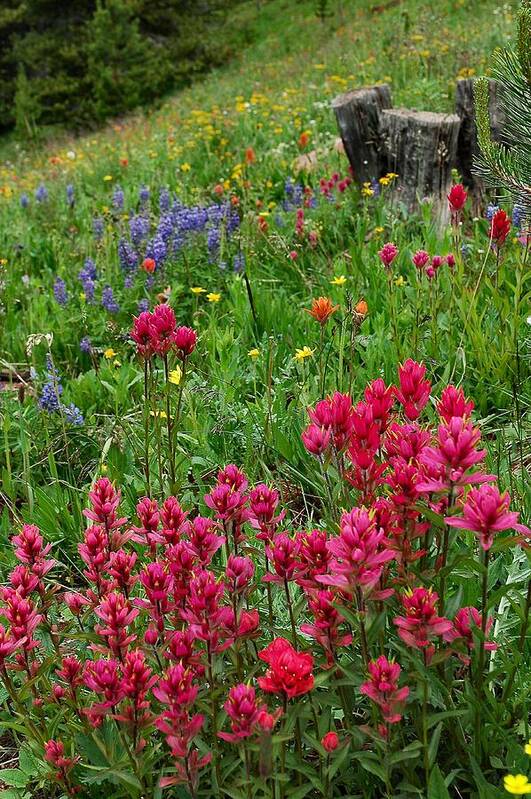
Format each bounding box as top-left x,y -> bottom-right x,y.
351,752 -> 387,782
428,765 -> 451,799
428,722 -> 443,768
0,770 -> 27,789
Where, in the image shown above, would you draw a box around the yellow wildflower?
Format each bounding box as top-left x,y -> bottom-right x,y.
248,348 -> 260,358
207,292 -> 221,303
330,275 -> 347,286
504,775 -> 531,795
374,226 -> 385,234
294,346 -> 315,362
168,368 -> 182,385
150,410 -> 168,419
103,175 -> 113,181
525,741 -> 531,756
191,286 -> 206,294
113,360 -> 122,368
181,163 -> 191,172
104,348 -> 117,359
394,276 -> 406,287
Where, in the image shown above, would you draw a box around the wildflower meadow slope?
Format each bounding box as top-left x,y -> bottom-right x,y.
0,0 -> 529,797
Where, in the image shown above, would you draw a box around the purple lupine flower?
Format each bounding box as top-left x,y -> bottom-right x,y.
118,238 -> 138,272
370,178 -> 380,197
124,274 -> 135,289
159,188 -> 170,213
233,252 -> 245,273
139,185 -> 150,208
129,214 -> 150,246
486,204 -> 499,221
39,355 -> 63,412
20,193 -> 29,209
66,184 -> 75,207
78,258 -> 97,302
513,204 -> 523,230
207,226 -> 221,262
152,234 -> 167,265
63,403 -> 84,426
35,184 -> 48,203
53,277 -> 69,306
93,217 -> 104,241
80,337 -> 92,354
101,285 -> 119,313
138,298 -> 149,313
112,185 -> 125,210
157,214 -> 174,242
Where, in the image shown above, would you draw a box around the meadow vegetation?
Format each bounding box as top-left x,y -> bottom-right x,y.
0,1 -> 529,797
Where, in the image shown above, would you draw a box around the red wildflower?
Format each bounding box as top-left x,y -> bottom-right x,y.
321,731 -> 340,752
141,257 -> 156,273
445,485 -> 530,550
301,424 -> 331,456
394,359 -> 431,421
447,183 -> 467,215
218,684 -> 265,742
131,311 -> 155,359
12,524 -> 55,578
378,242 -> 398,269
444,607 -> 497,662
258,637 -> 314,699
360,655 -> 409,723
173,326 -> 197,359
317,507 -> 394,595
264,533 -> 300,584
394,588 -> 452,650
489,209 -> 511,247
412,250 -> 430,270
437,385 -> 474,423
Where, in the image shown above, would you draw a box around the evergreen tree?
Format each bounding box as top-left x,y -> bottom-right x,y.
86,0 -> 170,122
474,1 -> 531,221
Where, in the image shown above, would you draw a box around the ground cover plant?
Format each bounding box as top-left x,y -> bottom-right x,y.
0,0 -> 529,797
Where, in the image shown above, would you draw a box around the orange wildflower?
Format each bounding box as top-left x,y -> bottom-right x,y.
141,257 -> 156,273
245,147 -> 256,164
306,297 -> 339,325
355,299 -> 368,316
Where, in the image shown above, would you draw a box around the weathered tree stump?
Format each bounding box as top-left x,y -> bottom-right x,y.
332,84 -> 392,183
380,108 -> 461,222
455,78 -> 505,199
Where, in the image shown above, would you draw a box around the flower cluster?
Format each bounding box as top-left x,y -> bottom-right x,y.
131,303 -> 197,361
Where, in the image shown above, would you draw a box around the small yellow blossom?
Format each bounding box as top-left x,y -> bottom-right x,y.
294,346 -> 315,362
104,348 -> 117,359
168,367 -> 182,385
150,410 -> 168,419
504,775 -> 531,795
103,175 -> 113,181
374,226 -> 385,234
181,163 -> 191,172
101,463 -> 108,474
207,292 -> 221,303
248,348 -> 260,358
330,275 -> 347,286
525,741 -> 531,756
394,276 -> 406,287
191,286 -> 206,294
113,360 -> 122,368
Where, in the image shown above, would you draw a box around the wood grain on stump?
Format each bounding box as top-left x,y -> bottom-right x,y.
380,108 -> 461,221
332,84 -> 392,183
